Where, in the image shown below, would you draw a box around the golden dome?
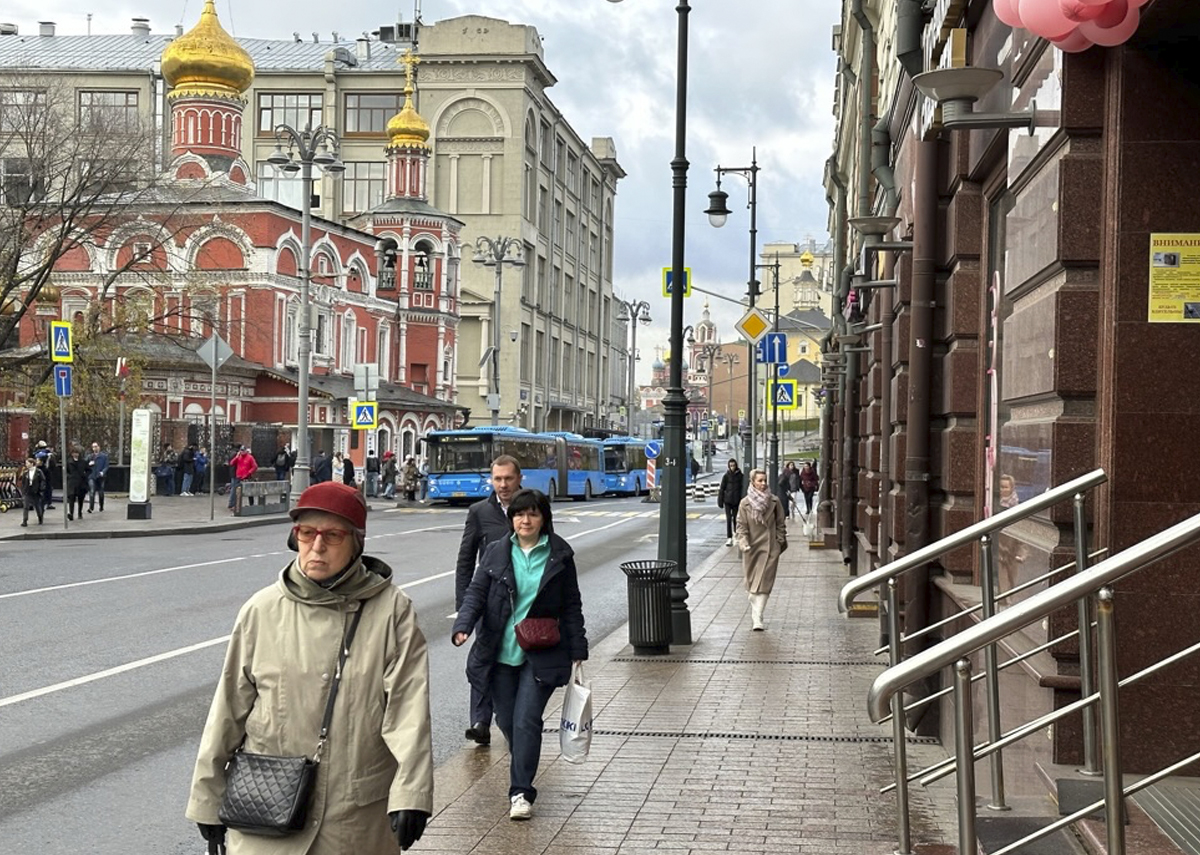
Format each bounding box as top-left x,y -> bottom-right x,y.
0,297 -> 21,316
387,49 -> 430,150
800,250 -> 815,268
38,284 -> 62,304
161,0 -> 255,101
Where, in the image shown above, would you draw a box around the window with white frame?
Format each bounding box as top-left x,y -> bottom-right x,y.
256,163 -> 305,210
285,305 -> 299,363
341,313 -> 355,369
78,90 -> 139,133
341,161 -> 386,214
315,311 -> 330,356
357,327 -> 367,364
376,327 -> 389,377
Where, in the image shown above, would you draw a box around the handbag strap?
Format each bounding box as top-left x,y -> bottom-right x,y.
313,605 -> 365,762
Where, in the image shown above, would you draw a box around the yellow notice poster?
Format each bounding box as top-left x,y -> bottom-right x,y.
1149,233 -> 1200,322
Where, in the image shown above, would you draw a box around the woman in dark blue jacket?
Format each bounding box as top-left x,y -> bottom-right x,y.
452,488 -> 587,822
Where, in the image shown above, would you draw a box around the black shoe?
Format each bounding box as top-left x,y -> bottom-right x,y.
20,522 -> 27,527
87,509 -> 93,514
67,513 -> 73,520
465,723 -> 491,745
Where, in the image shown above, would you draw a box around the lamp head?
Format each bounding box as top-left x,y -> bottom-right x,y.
324,157 -> 345,174
509,329 -> 519,342
312,144 -> 336,166
267,144 -> 291,166
281,159 -> 301,175
705,187 -> 730,228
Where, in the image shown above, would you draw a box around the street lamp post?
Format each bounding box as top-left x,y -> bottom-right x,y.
616,299 -> 651,434
755,258 -> 782,493
268,124 -> 344,503
705,150 -> 759,481
692,341 -> 722,472
472,236 -> 526,426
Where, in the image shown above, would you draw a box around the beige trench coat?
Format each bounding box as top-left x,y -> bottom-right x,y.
186,555 -> 433,854
735,493 -> 788,594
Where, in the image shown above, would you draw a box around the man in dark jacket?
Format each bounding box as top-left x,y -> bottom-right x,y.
717,459 -> 745,547
312,449 -> 332,484
19,457 -> 46,526
454,454 -> 522,745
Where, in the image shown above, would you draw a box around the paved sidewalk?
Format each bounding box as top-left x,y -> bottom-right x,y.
419,526 -> 959,855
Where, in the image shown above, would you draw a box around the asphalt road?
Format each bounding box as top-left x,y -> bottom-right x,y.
0,489 -> 728,854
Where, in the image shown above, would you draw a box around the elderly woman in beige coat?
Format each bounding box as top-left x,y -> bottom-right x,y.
735,468 -> 788,631
186,482 -> 433,854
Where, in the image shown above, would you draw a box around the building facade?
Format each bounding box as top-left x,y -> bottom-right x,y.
825,0 -> 1200,799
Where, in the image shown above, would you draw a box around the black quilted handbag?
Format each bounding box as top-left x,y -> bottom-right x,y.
218,607 -> 364,836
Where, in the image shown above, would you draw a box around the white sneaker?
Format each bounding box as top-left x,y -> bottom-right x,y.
725,538 -> 733,546
509,794 -> 533,821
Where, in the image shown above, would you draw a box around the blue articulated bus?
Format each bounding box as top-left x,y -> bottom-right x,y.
602,437 -> 650,497
423,426 -> 602,504
543,432 -> 606,501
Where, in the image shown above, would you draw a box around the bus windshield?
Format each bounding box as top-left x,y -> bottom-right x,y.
604,447 -> 626,473
428,438 -> 491,473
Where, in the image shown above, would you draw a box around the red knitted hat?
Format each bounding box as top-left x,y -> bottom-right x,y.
289,481 -> 368,531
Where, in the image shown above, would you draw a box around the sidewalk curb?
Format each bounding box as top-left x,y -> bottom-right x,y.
0,513 -> 292,542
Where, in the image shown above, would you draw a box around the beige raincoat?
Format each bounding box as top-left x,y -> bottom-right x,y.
186,555 -> 433,854
735,493 -> 788,594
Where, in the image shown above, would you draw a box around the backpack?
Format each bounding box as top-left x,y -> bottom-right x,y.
274,449 -> 289,467
367,455 -> 380,473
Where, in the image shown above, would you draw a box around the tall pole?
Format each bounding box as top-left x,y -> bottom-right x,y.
628,317 -> 638,432
58,397 -> 68,530
491,261 -> 502,425
295,156 -> 313,495
659,0 -> 692,646
209,355 -> 217,522
705,347 -> 716,472
756,257 -> 781,493
271,123 -> 345,506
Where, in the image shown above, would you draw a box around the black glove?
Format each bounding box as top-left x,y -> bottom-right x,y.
389,809 -> 429,851
197,823 -> 226,854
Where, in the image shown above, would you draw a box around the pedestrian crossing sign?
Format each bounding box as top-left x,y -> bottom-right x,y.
350,399 -> 377,430
50,320 -> 73,363
770,378 -> 799,410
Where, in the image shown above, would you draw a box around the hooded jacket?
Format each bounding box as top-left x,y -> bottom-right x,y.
186,554 -> 433,854
453,532 -> 588,692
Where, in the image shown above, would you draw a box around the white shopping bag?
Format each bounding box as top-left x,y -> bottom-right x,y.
802,513 -> 816,539
559,663 -> 593,764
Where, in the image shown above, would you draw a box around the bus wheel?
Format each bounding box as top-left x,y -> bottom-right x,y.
634,478 -> 642,497
548,479 -> 558,502
582,482 -> 592,502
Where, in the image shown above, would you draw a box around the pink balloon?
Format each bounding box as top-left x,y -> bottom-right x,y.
1018,0 -> 1077,39
1052,28 -> 1095,51
1095,0 -> 1129,26
1079,1 -> 1139,45
994,0 -> 1023,27
1059,0 -> 1105,22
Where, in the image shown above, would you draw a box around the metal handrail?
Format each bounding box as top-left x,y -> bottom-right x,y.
871,549 -> 1108,657
867,508 -> 1200,721
839,468 -> 1108,612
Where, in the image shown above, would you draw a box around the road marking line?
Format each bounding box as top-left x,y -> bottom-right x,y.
0,566 -> 459,708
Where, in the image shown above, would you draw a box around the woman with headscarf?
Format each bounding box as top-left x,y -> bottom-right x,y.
735,468 -> 788,631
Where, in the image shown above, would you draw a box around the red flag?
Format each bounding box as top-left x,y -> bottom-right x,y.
115,357 -> 129,378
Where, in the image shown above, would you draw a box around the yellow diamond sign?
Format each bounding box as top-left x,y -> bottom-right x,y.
735,307 -> 771,344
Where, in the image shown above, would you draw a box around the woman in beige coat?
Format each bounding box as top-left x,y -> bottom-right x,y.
186,482 -> 434,854
735,468 -> 788,631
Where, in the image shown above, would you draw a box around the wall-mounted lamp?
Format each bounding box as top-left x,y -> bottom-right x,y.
912,67 -> 1035,132
509,329 -> 519,343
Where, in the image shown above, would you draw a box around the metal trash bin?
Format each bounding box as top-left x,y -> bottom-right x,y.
620,559 -> 675,655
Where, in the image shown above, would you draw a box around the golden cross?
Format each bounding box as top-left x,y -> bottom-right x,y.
399,49 -> 422,91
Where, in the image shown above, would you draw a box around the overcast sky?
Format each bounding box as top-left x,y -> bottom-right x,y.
4,0 -> 840,383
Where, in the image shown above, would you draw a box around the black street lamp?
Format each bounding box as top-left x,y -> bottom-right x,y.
706,150 -> 760,481
471,236 -> 526,426
268,124 -> 344,503
616,299 -> 651,433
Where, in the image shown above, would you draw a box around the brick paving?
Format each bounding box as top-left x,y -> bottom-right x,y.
416,529 -> 960,855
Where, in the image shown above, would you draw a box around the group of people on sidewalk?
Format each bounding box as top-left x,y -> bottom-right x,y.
156,444 -> 210,497
185,453 -> 588,853
717,457 -> 819,631
18,440 -> 109,526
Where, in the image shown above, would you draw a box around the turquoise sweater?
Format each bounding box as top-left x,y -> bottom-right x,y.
497,533 -> 550,666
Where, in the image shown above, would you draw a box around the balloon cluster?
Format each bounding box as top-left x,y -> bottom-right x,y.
994,0 -> 1148,52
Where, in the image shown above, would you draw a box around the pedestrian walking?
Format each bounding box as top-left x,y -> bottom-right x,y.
418,458 -> 429,503
717,459 -> 745,547
194,447 -> 209,495
799,460 -> 819,515
227,446 -> 257,511
312,449 -> 332,484
782,461 -> 801,518
65,446 -> 88,520
735,468 -> 788,631
332,451 -> 344,485
34,440 -> 55,510
342,453 -> 356,488
186,481 -> 433,854
86,441 -> 108,513
382,451 -> 398,499
365,449 -> 381,497
452,488 -> 588,821
179,444 -> 197,496
401,456 -> 419,502
454,455 -> 523,747
273,445 -> 291,481
19,457 -> 45,526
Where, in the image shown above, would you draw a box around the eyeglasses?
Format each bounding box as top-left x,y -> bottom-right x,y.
293,524 -> 351,545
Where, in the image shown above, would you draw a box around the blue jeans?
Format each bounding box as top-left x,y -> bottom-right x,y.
227,475 -> 239,509
181,472 -> 193,494
491,662 -> 555,802
366,472 -> 379,497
